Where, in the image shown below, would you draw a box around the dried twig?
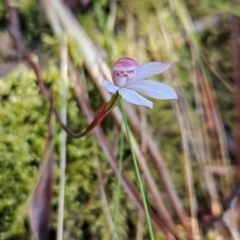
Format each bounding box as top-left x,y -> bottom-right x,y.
57,34 -> 68,240
231,16 -> 240,179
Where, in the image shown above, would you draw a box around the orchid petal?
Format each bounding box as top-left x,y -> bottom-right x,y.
102,80 -> 119,94
118,88 -> 153,109
128,62 -> 172,83
125,80 -> 178,99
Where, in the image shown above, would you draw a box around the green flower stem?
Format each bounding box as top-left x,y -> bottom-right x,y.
111,125 -> 124,240
119,100 -> 155,240
106,93 -> 121,112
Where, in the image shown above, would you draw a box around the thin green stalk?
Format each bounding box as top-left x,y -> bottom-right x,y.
119,100 -> 155,240
111,125 -> 124,240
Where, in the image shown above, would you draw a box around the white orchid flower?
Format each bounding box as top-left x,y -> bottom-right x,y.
64,57 -> 178,137
102,57 -> 178,109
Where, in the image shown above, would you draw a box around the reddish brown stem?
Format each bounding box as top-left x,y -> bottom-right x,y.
231,16 -> 240,179
29,108 -> 54,240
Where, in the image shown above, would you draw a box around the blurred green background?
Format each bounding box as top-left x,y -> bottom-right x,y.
0,0 -> 239,239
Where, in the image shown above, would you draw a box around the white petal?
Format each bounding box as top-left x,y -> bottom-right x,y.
125,80 -> 178,99
118,88 -> 153,109
102,80 -> 119,94
128,62 -> 172,83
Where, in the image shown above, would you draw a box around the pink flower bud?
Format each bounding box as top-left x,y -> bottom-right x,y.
112,57 -> 140,87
